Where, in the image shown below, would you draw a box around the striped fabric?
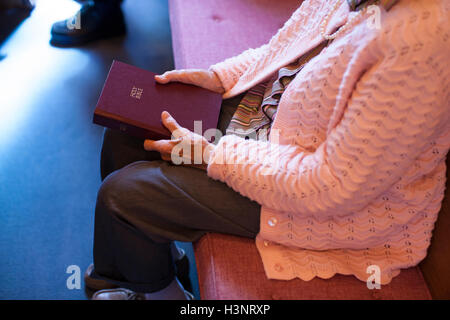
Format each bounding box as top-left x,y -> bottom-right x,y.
226,41 -> 329,141
225,0 -> 399,142
347,0 -> 399,11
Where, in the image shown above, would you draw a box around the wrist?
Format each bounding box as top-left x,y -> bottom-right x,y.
207,68 -> 226,94
203,143 -> 215,167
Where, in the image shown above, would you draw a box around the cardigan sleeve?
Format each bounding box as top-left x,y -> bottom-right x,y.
208,44 -> 269,93
206,51 -> 448,219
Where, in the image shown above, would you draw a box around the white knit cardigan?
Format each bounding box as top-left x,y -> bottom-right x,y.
206,0 -> 450,284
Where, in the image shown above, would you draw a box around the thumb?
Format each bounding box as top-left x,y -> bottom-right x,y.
144,139 -> 166,152
154,73 -> 170,84
144,138 -> 182,153
155,70 -> 185,84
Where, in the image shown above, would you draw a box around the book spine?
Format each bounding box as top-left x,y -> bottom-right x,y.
93,112 -> 168,141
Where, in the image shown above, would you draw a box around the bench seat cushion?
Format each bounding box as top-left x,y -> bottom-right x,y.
194,233 -> 431,300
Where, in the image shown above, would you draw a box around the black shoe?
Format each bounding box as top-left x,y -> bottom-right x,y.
0,0 -> 35,10
84,263 -> 118,291
50,1 -> 125,47
84,256 -> 193,293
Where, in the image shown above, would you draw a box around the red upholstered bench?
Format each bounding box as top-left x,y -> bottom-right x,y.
168,0 -> 449,299
193,234 -> 430,300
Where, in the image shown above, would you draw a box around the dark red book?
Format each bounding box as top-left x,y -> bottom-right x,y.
93,61 -> 223,140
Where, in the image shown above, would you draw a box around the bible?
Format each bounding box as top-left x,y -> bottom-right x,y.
93,61 -> 223,140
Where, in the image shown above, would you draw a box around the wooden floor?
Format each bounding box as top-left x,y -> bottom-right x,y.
0,0 -> 199,299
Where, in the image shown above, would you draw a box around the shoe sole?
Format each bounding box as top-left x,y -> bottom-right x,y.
84,264 -> 118,291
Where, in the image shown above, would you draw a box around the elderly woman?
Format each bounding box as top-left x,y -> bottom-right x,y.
86,0 -> 449,299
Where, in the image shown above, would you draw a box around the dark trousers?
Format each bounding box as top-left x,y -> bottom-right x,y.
92,95 -> 261,293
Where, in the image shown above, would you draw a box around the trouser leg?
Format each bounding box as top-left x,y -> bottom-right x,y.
93,160 -> 261,293
92,173 -> 176,292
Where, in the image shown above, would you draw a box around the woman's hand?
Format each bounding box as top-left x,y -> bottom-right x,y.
155,69 -> 225,94
144,111 -> 214,171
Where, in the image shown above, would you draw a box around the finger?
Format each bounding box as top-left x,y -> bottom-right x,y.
161,111 -> 187,138
144,138 -> 182,153
154,72 -> 170,84
157,69 -> 208,85
144,139 -> 171,153
155,70 -> 185,84
161,153 -> 172,161
160,142 -> 184,161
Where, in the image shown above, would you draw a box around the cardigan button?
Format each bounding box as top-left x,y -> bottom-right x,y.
274,264 -> 284,272
268,217 -> 277,227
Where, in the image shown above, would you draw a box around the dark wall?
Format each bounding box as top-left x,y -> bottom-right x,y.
420,155 -> 450,299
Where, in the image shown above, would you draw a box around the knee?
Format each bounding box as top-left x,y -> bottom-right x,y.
95,162 -> 174,243
96,162 -> 142,216
96,161 -> 162,219
96,170 -> 122,216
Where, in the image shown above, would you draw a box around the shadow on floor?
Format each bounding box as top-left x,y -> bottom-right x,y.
0,7 -> 33,47
0,0 -> 199,300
